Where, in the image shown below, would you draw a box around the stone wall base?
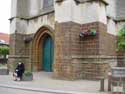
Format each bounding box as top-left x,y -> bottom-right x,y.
8,55 -> 31,72
116,52 -> 125,67
0,68 -> 9,75
54,56 -> 117,80
117,56 -> 125,67
111,77 -> 125,94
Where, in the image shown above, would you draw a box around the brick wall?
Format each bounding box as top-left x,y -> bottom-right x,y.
54,22 -> 74,79
54,21 -> 117,80
8,33 -> 32,71
71,56 -> 117,80
98,23 -> 116,56
76,22 -> 99,56
9,34 -> 16,55
9,33 -> 26,55
9,21 -> 118,80
8,55 -> 31,72
117,52 -> 125,67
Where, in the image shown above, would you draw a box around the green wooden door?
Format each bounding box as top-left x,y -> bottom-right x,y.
43,36 -> 54,72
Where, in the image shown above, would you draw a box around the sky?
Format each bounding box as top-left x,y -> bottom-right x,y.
0,0 -> 11,34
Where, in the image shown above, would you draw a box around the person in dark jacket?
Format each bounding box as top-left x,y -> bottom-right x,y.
13,62 -> 25,81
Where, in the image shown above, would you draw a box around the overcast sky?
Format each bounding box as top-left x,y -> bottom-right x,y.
0,0 -> 11,34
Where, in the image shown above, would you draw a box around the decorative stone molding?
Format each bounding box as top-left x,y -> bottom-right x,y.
71,55 -> 117,59
8,55 -> 29,58
55,0 -> 109,4
74,0 -> 108,5
23,37 -> 33,43
75,0 -> 92,3
56,0 -> 64,3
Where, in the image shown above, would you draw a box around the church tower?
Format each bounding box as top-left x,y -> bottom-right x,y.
53,0 -> 112,79
9,0 -> 125,80
9,0 -> 31,71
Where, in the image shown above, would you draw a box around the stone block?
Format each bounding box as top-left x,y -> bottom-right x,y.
22,73 -> 33,81
0,67 -> 9,75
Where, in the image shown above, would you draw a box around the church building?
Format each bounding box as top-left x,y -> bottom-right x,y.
9,0 -> 125,80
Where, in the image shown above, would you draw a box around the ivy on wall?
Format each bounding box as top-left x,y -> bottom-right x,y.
117,27 -> 125,51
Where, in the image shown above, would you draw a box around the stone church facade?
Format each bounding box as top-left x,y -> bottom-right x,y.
9,0 -> 125,80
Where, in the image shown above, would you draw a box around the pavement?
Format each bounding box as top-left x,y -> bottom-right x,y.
0,72 -> 109,94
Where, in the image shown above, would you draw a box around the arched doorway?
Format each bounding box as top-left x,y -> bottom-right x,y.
32,26 -> 54,72
43,34 -> 54,72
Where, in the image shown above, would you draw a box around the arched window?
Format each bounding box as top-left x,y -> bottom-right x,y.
43,0 -> 53,9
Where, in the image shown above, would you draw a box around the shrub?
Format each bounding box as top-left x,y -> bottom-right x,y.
0,46 -> 9,58
24,71 -> 32,76
117,27 -> 125,51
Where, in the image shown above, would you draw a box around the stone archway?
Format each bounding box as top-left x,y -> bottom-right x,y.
32,26 -> 54,71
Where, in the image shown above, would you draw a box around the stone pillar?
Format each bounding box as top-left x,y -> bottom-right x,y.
8,17 -> 31,71
54,0 -> 113,80
11,0 -> 17,17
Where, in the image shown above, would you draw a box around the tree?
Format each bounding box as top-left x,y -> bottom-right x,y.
0,46 -> 9,64
0,46 -> 9,58
117,27 -> 125,51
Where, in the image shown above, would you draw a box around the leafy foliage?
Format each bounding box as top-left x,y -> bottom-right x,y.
0,46 -> 9,57
80,29 -> 97,38
90,29 -> 97,36
24,71 -> 32,76
117,27 -> 125,51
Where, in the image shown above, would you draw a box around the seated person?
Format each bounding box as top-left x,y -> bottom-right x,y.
13,62 -> 25,81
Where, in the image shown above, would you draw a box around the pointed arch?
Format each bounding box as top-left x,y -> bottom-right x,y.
31,25 -> 54,71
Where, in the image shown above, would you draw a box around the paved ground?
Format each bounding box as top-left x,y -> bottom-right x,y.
0,72 -> 109,94
0,87 -> 55,94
